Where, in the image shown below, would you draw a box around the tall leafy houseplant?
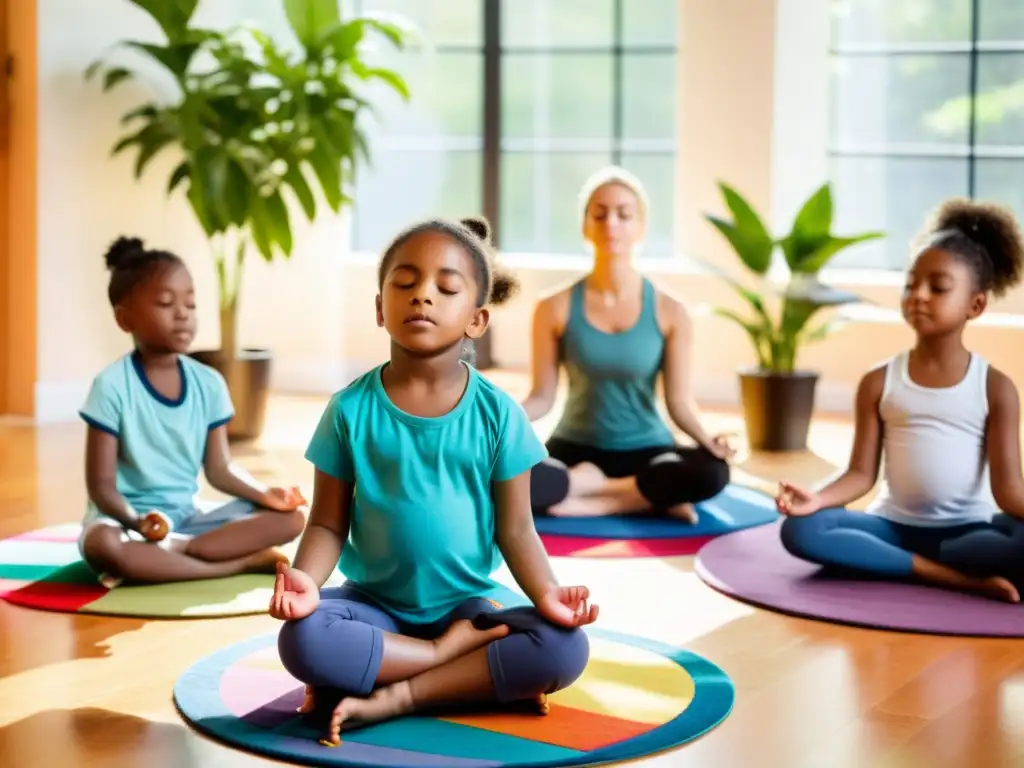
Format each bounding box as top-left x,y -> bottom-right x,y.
704,182 -> 884,451
86,0 -> 411,439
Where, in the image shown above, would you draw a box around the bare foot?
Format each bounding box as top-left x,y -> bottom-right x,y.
978,576 -> 1020,603
434,618 -> 509,664
297,684 -> 316,714
243,547 -> 290,574
321,681 -> 415,746
535,693 -> 550,715
566,462 -> 607,496
666,502 -> 698,524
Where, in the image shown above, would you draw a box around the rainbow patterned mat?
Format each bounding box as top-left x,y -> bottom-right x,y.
0,523 -> 300,618
174,628 -> 734,767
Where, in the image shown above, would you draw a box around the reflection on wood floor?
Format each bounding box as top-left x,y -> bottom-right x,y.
1,371 -> 1021,767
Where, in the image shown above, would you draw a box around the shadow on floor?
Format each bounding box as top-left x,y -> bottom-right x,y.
0,604 -> 150,676
0,707 -> 274,767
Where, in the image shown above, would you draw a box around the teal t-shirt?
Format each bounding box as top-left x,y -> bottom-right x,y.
305,363 -> 548,624
78,352 -> 235,528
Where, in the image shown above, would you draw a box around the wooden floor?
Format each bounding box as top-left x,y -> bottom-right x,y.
1,372 -> 1022,768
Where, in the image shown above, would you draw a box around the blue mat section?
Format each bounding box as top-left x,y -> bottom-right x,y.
532,483 -> 778,540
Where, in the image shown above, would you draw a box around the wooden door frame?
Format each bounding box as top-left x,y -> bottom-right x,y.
0,0 -> 36,417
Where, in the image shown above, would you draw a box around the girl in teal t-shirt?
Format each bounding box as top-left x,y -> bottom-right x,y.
271,217 -> 597,746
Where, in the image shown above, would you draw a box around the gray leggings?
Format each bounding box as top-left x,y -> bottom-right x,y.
277,584 -> 590,704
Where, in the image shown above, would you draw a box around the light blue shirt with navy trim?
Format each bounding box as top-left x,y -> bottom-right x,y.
305,363 -> 548,625
79,351 -> 234,527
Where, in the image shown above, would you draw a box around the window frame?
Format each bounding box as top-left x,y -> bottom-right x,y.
827,4 -> 1024,270
350,0 -> 679,255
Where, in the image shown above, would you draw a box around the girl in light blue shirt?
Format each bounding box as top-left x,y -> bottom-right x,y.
271,217 -> 596,746
79,237 -> 307,587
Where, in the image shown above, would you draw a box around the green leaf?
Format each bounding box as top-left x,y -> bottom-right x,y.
167,160 -> 190,193
355,14 -> 415,49
248,197 -> 275,261
790,232 -> 886,274
305,122 -> 344,211
121,103 -> 159,124
692,256 -> 775,334
284,0 -> 341,50
780,183 -> 835,273
713,308 -> 771,369
791,183 -> 833,239
263,189 -> 293,256
127,0 -> 199,42
206,154 -> 251,228
122,40 -> 204,82
103,67 -> 133,91
705,183 -> 774,275
133,125 -> 177,178
283,164 -> 316,220
186,176 -> 217,236
775,298 -> 824,371
800,319 -> 848,345
322,20 -> 363,60
350,62 -> 410,100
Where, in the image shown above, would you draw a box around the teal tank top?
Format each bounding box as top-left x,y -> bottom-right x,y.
550,279 -> 674,451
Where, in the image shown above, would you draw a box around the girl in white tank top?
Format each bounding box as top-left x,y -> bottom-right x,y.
775,198 -> 1024,603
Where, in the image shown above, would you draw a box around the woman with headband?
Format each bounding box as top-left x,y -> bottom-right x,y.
523,166 -> 733,521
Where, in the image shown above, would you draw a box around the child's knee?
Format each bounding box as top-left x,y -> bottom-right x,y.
780,514 -> 816,557
277,509 -> 306,542
491,620 -> 590,702
277,616 -> 324,684
277,609 -> 380,694
80,523 -> 127,575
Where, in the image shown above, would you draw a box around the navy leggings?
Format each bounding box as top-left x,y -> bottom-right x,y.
531,436 -> 730,512
781,507 -> 1024,579
277,584 -> 590,704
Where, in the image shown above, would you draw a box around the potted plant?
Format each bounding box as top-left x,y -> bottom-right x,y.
85,0 -> 412,440
702,182 -> 884,451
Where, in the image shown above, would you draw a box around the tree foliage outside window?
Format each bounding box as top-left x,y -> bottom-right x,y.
349,0 -> 679,259
828,0 -> 1024,270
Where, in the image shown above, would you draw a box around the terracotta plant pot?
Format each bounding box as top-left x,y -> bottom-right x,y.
190,348 -> 272,442
738,369 -> 819,452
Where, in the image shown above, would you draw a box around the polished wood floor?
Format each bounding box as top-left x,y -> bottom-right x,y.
1,372 -> 1022,768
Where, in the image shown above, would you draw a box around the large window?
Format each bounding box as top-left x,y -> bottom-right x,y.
351,0 -> 678,257
828,0 -> 1024,270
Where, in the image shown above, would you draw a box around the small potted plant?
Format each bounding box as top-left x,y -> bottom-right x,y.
85,0 -> 412,440
702,182 -> 884,451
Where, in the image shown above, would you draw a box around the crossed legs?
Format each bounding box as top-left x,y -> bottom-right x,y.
278,586 -> 590,744
531,437 -> 730,521
780,507 -> 1022,602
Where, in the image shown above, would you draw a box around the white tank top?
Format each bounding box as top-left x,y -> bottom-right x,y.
866,351 -> 996,527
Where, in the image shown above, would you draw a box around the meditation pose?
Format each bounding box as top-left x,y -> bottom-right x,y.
270,217 -> 595,746
78,237 -> 307,588
778,199 -> 1024,603
524,166 -> 732,521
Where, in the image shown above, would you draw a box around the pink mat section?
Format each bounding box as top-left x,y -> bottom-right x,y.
539,534 -> 714,558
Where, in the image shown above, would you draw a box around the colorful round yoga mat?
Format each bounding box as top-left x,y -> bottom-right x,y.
174,628 -> 734,768
696,521 -> 1024,637
535,483 -> 779,558
0,523 -> 314,618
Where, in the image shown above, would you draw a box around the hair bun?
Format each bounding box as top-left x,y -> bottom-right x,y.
104,236 -> 146,271
928,197 -> 1024,297
460,216 -> 492,244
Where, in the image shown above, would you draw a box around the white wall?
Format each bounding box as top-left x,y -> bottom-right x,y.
34,0 -> 352,421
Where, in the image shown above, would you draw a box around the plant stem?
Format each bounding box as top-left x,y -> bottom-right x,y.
214,228 -> 248,363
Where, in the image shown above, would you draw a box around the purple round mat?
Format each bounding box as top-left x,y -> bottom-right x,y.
695,521 -> 1024,637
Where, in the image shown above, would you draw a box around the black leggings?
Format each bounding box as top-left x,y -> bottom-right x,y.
531,436 -> 730,513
